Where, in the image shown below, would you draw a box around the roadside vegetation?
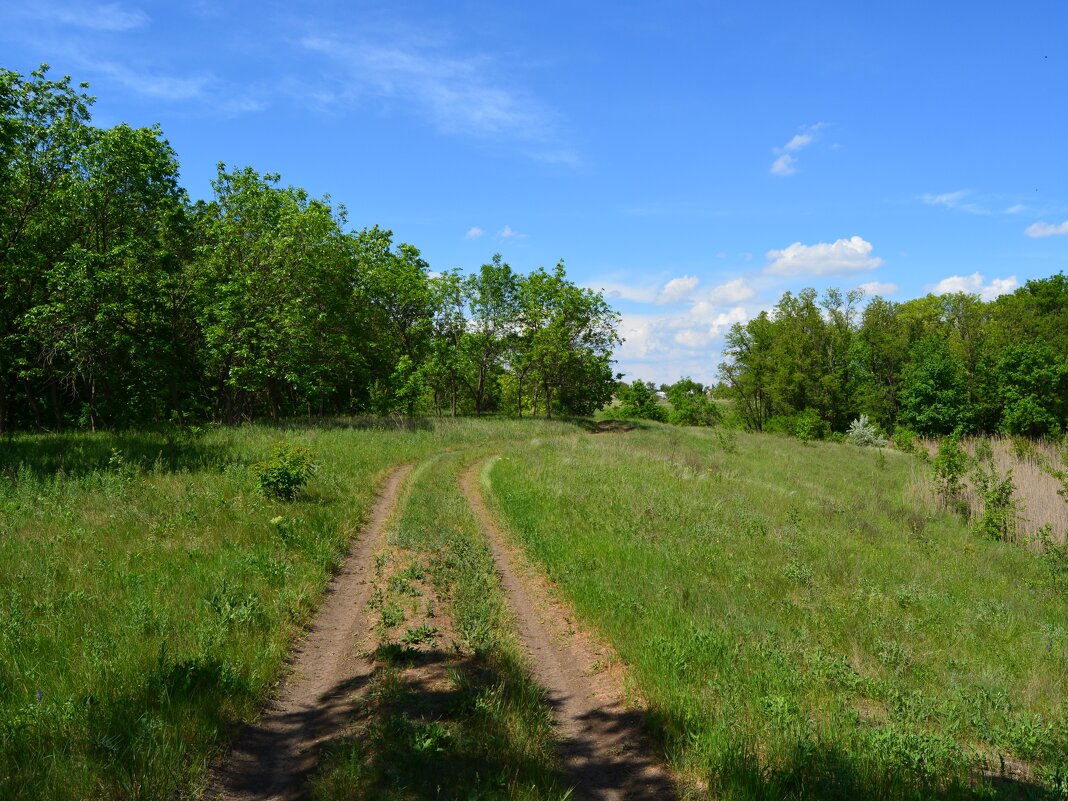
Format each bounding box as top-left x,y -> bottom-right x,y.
488,425 -> 1068,799
0,419 -> 574,800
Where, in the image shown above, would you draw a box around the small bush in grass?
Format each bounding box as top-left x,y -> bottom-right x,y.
250,442 -> 317,501
971,455 -> 1020,541
932,429 -> 970,515
846,414 -> 888,447
892,427 -> 918,454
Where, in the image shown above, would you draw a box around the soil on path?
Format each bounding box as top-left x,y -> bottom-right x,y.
204,464 -> 412,801
460,460 -> 678,801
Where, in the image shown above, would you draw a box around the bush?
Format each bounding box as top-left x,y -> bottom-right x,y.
932,430 -> 970,514
892,427 -> 917,454
615,381 -> 667,422
250,442 -> 318,501
846,414 -> 888,447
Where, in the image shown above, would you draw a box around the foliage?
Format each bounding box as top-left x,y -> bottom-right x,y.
615,380 -> 667,422
665,377 -> 722,426
932,430 -> 970,513
898,337 -> 971,436
970,451 -> 1020,541
846,414 -> 888,447
0,67 -> 622,432
250,442 -> 318,501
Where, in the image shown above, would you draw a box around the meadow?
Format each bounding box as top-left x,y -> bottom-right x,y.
488,427 -> 1068,799
2,419 -> 1066,799
0,419 -> 576,800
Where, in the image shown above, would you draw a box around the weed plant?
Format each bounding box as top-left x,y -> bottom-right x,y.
488,425 -> 1068,800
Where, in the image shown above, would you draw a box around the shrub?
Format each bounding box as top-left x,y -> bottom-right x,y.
932,430 -> 970,514
892,427 -> 917,454
616,381 -> 667,422
794,408 -> 828,443
250,442 -> 317,501
846,414 -> 888,447
971,457 -> 1019,541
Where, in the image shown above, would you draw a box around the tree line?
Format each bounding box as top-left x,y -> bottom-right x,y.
0,66 -> 620,432
719,277 -> 1068,438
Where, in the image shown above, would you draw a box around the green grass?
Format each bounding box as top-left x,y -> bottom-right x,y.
312,449 -> 570,800
487,425 -> 1068,800
0,418 -> 577,800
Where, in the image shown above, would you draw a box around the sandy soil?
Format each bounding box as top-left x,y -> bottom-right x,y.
203,464 -> 412,801
460,460 -> 678,801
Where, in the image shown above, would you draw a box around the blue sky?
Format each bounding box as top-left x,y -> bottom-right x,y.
3,1 -> 1067,384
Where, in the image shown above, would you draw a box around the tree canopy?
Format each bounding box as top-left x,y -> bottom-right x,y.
0,66 -> 621,431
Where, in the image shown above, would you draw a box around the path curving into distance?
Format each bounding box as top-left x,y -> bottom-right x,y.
461,458 -> 678,801
204,464 -> 412,801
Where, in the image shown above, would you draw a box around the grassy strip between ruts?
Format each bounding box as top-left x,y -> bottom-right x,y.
487,425 -> 1068,801
0,418 -> 578,801
311,449 -> 571,800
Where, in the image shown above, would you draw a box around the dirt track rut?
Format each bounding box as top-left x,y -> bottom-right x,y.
204,464 -> 411,801
460,459 -> 677,801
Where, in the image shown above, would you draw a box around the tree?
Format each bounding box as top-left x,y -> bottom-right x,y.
898,336 -> 971,435
996,340 -> 1068,436
720,312 -> 774,431
514,263 -> 619,418
666,378 -> 721,426
616,380 -> 667,422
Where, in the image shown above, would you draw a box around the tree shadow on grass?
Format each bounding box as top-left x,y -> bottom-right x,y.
0,430 -> 231,479
313,642 -> 575,801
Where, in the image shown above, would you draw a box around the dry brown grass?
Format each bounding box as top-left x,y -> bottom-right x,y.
919,435 -> 1068,545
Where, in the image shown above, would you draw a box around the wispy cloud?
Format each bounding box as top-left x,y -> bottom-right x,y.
657,275 -> 699,304
299,32 -> 567,157
928,272 -> 1017,301
1024,219 -> 1068,237
920,189 -> 991,215
770,154 -> 796,176
764,236 -> 883,276
770,122 -> 827,176
499,225 -> 525,239
465,226 -> 485,239
35,2 -> 148,32
90,60 -> 209,100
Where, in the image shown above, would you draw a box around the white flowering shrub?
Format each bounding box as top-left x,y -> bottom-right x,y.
846,414 -> 888,447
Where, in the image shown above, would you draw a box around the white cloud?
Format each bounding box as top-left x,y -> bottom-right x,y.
657,275 -> 699,305
299,33 -> 562,150
38,2 -> 148,31
770,154 -> 796,176
1005,204 -> 1027,215
770,122 -> 827,176
857,281 -> 899,297
708,277 -> 755,304
921,189 -> 971,209
92,61 -> 208,100
765,236 -> 883,276
465,226 -> 484,239
499,225 -> 525,239
1024,220 -> 1068,237
920,189 -> 996,216
783,133 -> 813,152
928,272 -> 1018,301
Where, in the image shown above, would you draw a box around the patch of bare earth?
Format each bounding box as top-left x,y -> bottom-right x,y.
204,464 -> 412,801
461,460 -> 679,801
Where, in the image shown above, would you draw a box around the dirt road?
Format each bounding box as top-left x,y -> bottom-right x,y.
460,459 -> 677,801
204,465 -> 411,801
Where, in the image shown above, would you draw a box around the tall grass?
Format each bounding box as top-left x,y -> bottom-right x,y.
0,418 -> 578,800
488,426 -> 1068,800
918,435 -> 1068,545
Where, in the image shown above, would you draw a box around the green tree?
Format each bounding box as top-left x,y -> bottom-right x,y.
898,337 -> 971,435
996,340 -> 1068,436
616,380 -> 667,422
666,377 -> 721,426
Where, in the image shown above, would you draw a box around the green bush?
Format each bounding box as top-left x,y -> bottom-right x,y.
250,442 -> 318,501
